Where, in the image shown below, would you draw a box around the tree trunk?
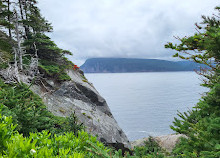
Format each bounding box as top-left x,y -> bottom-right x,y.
7,0 -> 12,39
14,11 -> 23,70
28,42 -> 38,76
10,47 -> 21,83
18,0 -> 24,20
18,0 -> 29,38
24,0 -> 28,20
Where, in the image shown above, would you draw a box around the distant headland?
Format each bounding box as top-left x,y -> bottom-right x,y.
80,58 -> 205,73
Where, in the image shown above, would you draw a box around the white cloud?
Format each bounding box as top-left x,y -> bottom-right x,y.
38,0 -> 220,65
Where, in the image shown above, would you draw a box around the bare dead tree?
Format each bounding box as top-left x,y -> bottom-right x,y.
13,9 -> 23,70
7,0 -> 12,39
29,55 -> 38,77
12,47 -> 21,82
1,47 -> 21,83
27,42 -> 39,77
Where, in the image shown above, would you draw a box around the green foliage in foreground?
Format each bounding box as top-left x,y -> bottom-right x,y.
165,6 -> 220,158
171,83 -> 220,158
0,113 -> 108,157
0,111 -> 168,158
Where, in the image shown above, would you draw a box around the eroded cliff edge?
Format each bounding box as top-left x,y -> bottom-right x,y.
6,68 -> 131,149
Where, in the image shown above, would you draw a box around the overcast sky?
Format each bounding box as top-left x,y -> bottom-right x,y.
37,0 -> 219,65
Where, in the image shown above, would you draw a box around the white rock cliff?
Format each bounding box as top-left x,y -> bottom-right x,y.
29,69 -> 131,150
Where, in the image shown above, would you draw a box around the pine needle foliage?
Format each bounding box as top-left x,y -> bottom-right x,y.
165,6 -> 220,157
0,0 -> 75,82
38,59 -> 72,81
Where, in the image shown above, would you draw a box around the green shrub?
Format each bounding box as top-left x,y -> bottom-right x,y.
39,59 -> 71,81
0,110 -> 16,153
0,110 -> 115,158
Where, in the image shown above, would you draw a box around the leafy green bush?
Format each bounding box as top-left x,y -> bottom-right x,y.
0,112 -> 105,157
0,111 -> 16,153
0,109 -> 128,158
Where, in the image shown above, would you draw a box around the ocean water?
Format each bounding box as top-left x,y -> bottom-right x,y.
85,72 -> 208,141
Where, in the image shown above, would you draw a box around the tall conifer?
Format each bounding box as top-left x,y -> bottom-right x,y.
165,6 -> 220,157
0,0 -> 14,38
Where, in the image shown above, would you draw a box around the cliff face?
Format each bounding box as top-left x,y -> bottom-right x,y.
0,61 -> 131,149
28,69 -> 131,149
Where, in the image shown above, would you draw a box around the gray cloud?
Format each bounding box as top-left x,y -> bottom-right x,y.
38,0 -> 220,65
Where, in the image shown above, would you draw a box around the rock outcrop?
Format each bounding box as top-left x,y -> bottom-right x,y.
131,134 -> 186,152
0,66 -> 131,150
30,69 -> 131,150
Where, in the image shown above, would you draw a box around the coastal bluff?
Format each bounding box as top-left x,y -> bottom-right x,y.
0,66 -> 131,150
32,69 -> 131,150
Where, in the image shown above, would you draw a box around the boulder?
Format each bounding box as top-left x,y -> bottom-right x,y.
131,134 -> 186,152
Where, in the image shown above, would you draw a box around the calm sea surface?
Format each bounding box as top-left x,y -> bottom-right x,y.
85,72 -> 208,141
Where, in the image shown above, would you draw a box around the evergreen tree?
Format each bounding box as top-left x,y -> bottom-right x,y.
18,0 -> 29,37
0,0 -> 74,78
21,0 -> 52,57
22,0 -> 52,33
165,6 -> 220,157
0,0 -> 14,38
